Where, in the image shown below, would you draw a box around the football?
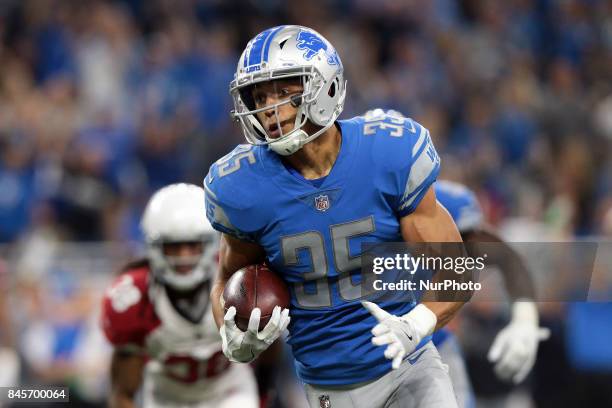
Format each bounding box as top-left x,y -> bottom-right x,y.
222,264 -> 290,331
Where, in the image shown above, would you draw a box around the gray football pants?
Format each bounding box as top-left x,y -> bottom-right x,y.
436,335 -> 475,408
303,342 -> 458,408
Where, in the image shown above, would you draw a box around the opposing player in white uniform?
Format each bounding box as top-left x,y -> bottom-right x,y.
101,184 -> 258,408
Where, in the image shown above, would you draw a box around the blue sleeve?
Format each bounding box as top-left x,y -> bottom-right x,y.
435,181 -> 483,232
204,187 -> 257,243
203,146 -> 266,243
395,122 -> 441,217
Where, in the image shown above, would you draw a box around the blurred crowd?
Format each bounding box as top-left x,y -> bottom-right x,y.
0,0 -> 611,406
0,0 -> 610,245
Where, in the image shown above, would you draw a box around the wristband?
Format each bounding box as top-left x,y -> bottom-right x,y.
402,304 -> 437,338
511,299 -> 538,326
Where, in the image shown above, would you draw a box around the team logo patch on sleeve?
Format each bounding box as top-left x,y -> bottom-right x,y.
315,194 -> 330,211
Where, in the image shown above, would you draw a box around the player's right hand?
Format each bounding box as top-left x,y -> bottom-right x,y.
220,306 -> 290,363
363,301 -> 437,369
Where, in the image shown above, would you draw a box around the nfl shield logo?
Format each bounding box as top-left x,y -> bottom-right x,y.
314,195 -> 330,212
319,395 -> 331,408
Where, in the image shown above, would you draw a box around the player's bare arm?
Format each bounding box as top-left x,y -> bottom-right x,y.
109,350 -> 145,408
211,233 -> 266,328
400,186 -> 470,330
463,228 -> 536,300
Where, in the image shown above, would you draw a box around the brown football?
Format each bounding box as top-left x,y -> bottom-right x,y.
222,264 -> 290,331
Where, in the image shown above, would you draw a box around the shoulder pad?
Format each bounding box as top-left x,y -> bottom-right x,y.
206,145 -> 262,210
204,145 -> 270,242
365,111 -> 426,172
350,109 -> 441,216
101,267 -> 160,348
349,110 -> 427,171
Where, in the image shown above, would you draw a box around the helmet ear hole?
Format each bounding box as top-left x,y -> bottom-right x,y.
328,81 -> 336,98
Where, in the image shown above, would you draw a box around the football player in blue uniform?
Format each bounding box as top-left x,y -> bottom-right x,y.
205,26 -> 470,408
269,177 -> 552,408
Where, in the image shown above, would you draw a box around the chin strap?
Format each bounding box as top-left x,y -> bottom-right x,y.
268,129 -> 309,156
268,120 -> 337,156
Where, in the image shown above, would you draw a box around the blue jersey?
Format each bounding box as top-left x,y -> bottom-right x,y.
433,181 -> 484,347
204,112 -> 440,385
435,180 -> 483,234
432,327 -> 454,346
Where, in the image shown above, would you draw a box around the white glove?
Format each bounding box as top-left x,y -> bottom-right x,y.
487,301 -> 550,384
220,305 -> 290,363
362,301 -> 437,369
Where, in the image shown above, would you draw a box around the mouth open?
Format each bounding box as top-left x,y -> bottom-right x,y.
267,120 -> 290,138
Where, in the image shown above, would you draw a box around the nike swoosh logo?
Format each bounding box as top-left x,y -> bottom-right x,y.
398,325 -> 414,341
407,349 -> 427,365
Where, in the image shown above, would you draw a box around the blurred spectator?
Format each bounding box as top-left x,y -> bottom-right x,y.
0,258 -> 20,388
0,0 -> 608,241
18,269 -> 110,404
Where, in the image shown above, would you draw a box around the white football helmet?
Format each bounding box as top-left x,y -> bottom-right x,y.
230,25 -> 346,156
141,183 -> 218,291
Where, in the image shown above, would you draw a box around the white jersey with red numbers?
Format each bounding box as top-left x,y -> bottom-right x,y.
101,264 -> 258,408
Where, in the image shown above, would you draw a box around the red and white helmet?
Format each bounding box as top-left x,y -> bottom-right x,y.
141,183 -> 218,290
230,25 -> 346,156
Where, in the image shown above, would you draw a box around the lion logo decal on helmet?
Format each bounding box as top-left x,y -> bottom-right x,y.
296,30 -> 340,66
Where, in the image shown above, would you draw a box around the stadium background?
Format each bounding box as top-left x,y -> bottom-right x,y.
0,0 -> 610,406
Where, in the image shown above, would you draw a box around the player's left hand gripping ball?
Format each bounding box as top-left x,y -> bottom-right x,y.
220,305 -> 290,363
362,301 -> 437,369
